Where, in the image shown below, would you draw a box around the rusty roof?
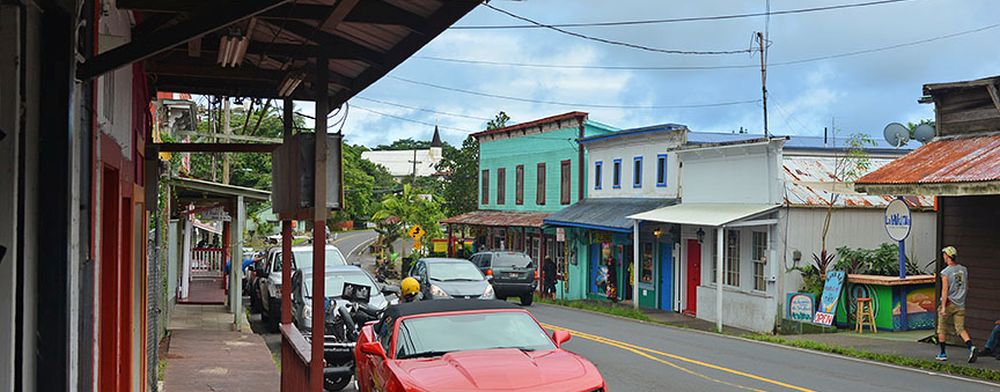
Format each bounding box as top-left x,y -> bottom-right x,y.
441,210 -> 551,228
471,112 -> 588,139
856,134 -> 1000,186
784,156 -> 935,209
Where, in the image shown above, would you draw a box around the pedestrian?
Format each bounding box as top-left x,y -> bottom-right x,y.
976,320 -> 1000,360
936,246 -> 978,362
605,257 -> 618,303
542,256 -> 556,298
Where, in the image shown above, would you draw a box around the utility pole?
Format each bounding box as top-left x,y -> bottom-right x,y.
222,97 -> 231,184
757,32 -> 769,138
409,149 -> 421,184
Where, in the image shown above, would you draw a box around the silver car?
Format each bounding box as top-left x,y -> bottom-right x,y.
408,258 -> 495,300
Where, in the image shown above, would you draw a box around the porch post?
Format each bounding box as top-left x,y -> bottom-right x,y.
232,195 -> 245,329
181,218 -> 192,299
633,220 -> 640,310
281,221 -> 293,325
716,227 -> 724,333
447,224 -> 454,257
310,54 -> 330,391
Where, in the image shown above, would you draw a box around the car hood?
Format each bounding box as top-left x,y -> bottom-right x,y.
394,348 -> 599,391
430,280 -> 488,297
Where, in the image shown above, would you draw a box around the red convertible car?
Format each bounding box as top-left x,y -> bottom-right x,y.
354,300 -> 606,392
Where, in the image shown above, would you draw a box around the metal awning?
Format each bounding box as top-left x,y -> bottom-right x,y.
544,198 -> 676,233
627,203 -> 779,227
855,134 -> 1000,196
442,210 -> 551,229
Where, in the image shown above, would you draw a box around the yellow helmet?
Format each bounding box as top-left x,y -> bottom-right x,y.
401,277 -> 421,297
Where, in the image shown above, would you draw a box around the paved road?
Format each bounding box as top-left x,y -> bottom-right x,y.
530,304 -> 1000,392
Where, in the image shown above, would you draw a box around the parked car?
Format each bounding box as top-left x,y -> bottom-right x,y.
354,300 -> 606,392
257,244 -> 348,330
290,265 -> 397,391
470,251 -> 537,306
408,258 -> 495,300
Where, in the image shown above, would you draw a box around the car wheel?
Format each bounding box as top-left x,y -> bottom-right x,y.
520,293 -> 533,306
324,375 -> 351,391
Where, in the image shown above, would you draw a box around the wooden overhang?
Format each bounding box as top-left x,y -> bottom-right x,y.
79,0 -> 479,107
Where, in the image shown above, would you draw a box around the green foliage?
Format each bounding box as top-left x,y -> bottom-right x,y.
437,135 -> 479,216
486,111 -> 510,130
375,138 -> 433,151
372,184 -> 445,257
330,143 -> 397,226
834,243 -> 925,276
796,265 -> 826,299
535,297 -> 652,322
906,119 -> 935,138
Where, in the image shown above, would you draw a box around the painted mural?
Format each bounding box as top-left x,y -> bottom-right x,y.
893,286 -> 936,330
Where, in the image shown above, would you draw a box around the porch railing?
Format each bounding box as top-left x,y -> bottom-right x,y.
191,247 -> 224,276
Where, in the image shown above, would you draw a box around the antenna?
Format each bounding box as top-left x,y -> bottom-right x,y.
883,122 -> 910,148
913,123 -> 935,144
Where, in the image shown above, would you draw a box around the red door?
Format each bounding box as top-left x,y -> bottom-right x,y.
685,240 -> 701,316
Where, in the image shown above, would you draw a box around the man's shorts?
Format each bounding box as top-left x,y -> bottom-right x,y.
937,303 -> 966,335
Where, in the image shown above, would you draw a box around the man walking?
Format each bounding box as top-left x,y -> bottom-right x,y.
936,246 -> 977,362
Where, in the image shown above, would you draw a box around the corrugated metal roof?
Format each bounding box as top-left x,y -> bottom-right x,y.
784,156 -> 935,209
856,134 -> 1000,185
544,198 -> 677,232
578,123 -> 687,144
687,131 -> 912,153
471,112 -> 588,138
442,210 -> 551,228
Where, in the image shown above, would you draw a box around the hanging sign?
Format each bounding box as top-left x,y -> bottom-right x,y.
884,199 -> 911,242
813,271 -> 846,326
556,228 -> 565,242
200,206 -> 231,222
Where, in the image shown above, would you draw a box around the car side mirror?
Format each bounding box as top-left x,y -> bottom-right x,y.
381,285 -> 401,296
360,341 -> 387,359
552,330 -> 571,348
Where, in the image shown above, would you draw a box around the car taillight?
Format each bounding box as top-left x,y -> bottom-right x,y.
486,269 -> 493,277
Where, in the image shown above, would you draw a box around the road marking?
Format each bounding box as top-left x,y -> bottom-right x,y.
542,323 -> 815,392
348,236 -> 377,258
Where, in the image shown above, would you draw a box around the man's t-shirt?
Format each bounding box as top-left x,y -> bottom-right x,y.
942,264 -> 968,308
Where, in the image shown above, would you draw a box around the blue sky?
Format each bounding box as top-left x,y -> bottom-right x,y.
306,0 -> 1000,147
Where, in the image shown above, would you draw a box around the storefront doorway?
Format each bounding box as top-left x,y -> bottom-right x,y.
685,239 -> 701,315
659,242 -> 672,311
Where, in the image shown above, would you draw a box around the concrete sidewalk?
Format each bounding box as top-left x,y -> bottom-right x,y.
162,304 -> 279,392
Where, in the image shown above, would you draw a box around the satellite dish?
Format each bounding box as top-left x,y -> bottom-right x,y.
883,123 -> 910,148
913,123 -> 935,144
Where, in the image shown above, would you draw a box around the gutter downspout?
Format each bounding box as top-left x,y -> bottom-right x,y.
633,220 -> 640,310
716,226 -> 724,333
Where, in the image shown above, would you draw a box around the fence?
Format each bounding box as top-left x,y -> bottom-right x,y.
191,248 -> 224,276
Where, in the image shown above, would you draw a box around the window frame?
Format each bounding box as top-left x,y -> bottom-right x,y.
656,154 -> 668,187
515,165 -> 524,205
497,167 -> 506,205
536,162 -> 546,205
633,156 -> 643,188
481,169 -> 490,205
752,231 -> 767,292
724,230 -> 741,287
612,159 -> 622,189
560,160 -> 571,205
594,161 -> 603,190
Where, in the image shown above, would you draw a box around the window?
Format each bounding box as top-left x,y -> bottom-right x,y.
515,165 -> 524,205
481,170 -> 490,205
612,159 -> 622,189
641,242 -> 654,283
560,160 -> 571,205
752,232 -> 768,291
724,230 -> 740,287
656,154 -> 668,187
497,168 -> 506,205
536,163 -> 546,205
594,161 -> 603,190
633,156 -> 643,188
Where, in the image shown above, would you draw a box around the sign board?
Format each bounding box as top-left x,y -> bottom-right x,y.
200,207 -> 231,222
813,271 -> 846,326
884,199 -> 912,241
556,228 -> 565,242
408,225 -> 425,239
786,293 -> 816,322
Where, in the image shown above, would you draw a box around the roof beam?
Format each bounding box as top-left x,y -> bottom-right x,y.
280,20 -> 385,67
154,143 -> 280,153
344,1 -> 425,33
147,57 -> 355,89
78,0 -> 288,80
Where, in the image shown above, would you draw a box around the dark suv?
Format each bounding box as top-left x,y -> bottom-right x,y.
470,251 -> 537,306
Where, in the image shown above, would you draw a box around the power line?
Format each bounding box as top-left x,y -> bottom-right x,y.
351,105 -> 479,134
386,76 -> 760,109
413,21 -> 1000,71
352,96 -> 493,121
456,0 -> 916,29
482,3 -> 751,55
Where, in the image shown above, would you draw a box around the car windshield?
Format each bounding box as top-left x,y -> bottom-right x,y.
292,249 -> 346,269
395,311 -> 556,359
303,270 -> 374,298
493,253 -> 533,268
428,262 -> 483,282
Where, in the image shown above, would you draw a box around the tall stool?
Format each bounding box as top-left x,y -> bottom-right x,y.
855,297 -> 877,334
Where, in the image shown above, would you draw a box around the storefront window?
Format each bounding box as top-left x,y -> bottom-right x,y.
724,230 -> 740,287
641,242 -> 654,283
752,231 -> 767,291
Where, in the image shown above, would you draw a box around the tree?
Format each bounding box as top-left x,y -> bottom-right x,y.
436,111 -> 507,216
372,184 -> 445,257
329,143 -> 397,226
374,138 -> 432,151
816,132 -> 875,278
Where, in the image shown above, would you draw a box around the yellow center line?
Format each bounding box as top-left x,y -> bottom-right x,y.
542,323 -> 815,392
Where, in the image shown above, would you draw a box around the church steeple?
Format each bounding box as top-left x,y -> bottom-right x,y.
430,125 -> 443,147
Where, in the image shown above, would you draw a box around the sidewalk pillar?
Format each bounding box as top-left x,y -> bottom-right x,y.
232,195 -> 245,329
716,227 -> 724,333
310,54 -> 330,392
633,220 -> 640,310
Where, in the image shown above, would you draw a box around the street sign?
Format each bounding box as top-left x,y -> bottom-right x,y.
408,225 -> 425,239
884,199 -> 911,241
556,228 -> 565,242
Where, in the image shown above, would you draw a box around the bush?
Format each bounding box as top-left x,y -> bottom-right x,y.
834,243 -> 924,276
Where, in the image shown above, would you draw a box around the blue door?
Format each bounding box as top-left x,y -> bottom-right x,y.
589,244 -> 602,294
659,242 -> 673,311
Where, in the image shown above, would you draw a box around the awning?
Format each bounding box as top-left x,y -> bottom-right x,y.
442,210 -> 550,228
543,198 -> 677,233
855,134 -> 1000,196
627,203 -> 779,227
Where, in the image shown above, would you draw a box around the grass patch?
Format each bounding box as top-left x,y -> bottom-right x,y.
272,352 -> 281,372
744,334 -> 1000,382
535,296 -> 652,322
157,359 -> 167,381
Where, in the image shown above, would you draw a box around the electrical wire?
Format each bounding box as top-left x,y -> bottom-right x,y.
353,96 -> 493,121
413,21 -> 1000,71
456,0 -> 917,29
481,3 -> 752,55
386,75 -> 760,109
351,105 -> 479,133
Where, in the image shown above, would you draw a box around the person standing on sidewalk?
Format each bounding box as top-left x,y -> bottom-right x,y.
936,246 -> 978,363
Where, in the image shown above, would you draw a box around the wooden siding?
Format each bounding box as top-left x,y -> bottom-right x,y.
939,195 -> 1000,341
